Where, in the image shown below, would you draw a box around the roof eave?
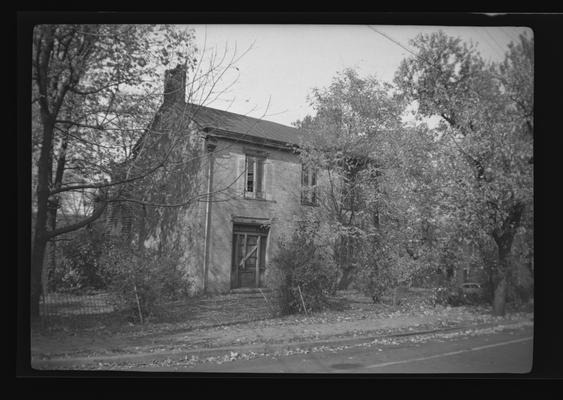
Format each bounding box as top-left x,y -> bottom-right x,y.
203,127 -> 300,152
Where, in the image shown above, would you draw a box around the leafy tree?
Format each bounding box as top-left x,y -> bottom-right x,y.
394,31 -> 533,315
296,69 -> 442,297
30,24 -> 249,318
295,68 -> 405,289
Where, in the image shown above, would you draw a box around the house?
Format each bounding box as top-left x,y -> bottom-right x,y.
111,65 -> 319,295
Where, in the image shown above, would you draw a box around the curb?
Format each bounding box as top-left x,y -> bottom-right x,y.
31,318 -> 532,370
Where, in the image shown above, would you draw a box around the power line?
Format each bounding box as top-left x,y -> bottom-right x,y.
468,27 -> 498,62
498,27 -> 514,43
365,25 -> 498,108
483,27 -> 507,56
366,26 -> 441,75
501,27 -> 522,45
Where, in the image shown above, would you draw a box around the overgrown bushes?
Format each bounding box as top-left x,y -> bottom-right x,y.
47,224 -> 190,323
353,244 -> 394,303
272,230 -> 339,315
99,239 -> 190,322
49,225 -> 111,292
431,283 -> 487,307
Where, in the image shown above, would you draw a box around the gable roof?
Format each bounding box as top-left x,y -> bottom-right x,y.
186,103 -> 302,146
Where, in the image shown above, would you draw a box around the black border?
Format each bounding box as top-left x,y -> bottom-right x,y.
17,11 -> 563,386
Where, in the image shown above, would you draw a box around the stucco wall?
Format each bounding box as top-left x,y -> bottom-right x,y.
204,138 -> 309,293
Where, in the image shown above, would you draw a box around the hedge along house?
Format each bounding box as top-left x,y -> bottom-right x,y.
108,65 -> 319,295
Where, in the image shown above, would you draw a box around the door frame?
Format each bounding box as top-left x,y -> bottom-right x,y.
231,223 -> 269,289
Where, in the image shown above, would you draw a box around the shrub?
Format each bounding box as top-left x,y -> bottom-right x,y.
431,284 -> 463,306
49,225 -> 111,292
99,239 -> 190,322
353,259 -> 394,304
507,284 -> 533,307
431,283 -> 488,307
272,231 -> 339,315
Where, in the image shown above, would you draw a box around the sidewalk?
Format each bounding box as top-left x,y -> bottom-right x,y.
31,292 -> 533,370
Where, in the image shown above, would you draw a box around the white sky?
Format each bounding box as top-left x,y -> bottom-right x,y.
189,24 -> 532,127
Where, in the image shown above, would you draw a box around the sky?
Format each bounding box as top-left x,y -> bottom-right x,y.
188,24 -> 531,127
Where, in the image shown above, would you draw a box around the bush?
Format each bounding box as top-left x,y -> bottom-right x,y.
431,283 -> 488,307
99,239 -> 190,322
49,225 -> 111,292
353,261 -> 394,304
507,284 -> 533,306
272,231 -> 339,315
352,242 -> 403,304
431,285 -> 462,306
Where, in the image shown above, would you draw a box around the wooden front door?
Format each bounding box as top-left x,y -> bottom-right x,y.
232,224 -> 268,288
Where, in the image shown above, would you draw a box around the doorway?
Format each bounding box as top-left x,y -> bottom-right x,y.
231,224 -> 268,288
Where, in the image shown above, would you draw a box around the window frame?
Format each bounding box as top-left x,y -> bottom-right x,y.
245,154 -> 266,200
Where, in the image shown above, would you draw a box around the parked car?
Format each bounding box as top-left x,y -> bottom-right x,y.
461,282 -> 483,295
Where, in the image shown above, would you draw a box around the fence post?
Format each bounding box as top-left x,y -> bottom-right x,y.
133,283 -> 144,324
297,285 -> 308,315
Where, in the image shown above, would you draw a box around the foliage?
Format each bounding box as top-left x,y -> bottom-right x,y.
431,283 -> 487,307
394,30 -> 533,315
30,24 -> 202,316
49,225 -> 111,292
353,241 -> 394,303
506,283 -> 533,307
272,228 -> 339,315
98,238 -> 190,322
30,24 -> 248,316
296,68 -> 447,298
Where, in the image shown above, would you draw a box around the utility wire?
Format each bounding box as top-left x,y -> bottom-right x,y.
367,26 -> 420,60
366,25 -> 447,79
366,25 -> 486,100
483,27 -> 507,56
501,27 -> 522,45
469,27 -> 502,62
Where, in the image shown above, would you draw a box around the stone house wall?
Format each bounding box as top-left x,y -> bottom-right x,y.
203,137 -> 311,293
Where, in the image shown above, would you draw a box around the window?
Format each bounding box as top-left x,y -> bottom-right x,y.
301,164 -> 317,205
245,155 -> 265,199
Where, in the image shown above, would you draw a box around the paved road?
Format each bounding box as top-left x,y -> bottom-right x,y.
166,326 -> 533,374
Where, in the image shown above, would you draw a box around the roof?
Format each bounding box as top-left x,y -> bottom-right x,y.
185,103 -> 302,146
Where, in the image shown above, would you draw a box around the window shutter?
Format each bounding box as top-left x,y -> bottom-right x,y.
237,155 -> 246,196
264,161 -> 274,200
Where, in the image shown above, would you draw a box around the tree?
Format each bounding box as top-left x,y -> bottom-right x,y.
295,68 -> 441,297
30,24 -> 250,318
394,31 -> 533,315
295,69 -> 404,288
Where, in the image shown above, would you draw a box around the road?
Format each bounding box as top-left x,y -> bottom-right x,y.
162,325 -> 533,374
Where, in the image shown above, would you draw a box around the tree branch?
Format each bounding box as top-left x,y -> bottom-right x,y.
46,198 -> 108,239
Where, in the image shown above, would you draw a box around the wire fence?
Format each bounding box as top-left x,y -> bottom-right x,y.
40,290 -> 117,319
36,288 -> 282,330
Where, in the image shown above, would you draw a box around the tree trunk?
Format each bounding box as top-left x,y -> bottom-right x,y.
337,265 -> 354,290
31,117 -> 55,318
31,233 -> 48,318
491,202 -> 524,316
493,271 -> 507,316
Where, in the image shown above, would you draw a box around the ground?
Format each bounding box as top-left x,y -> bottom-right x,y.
30,289 -> 533,372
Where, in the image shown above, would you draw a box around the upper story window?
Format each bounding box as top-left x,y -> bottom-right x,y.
301,164 -> 317,206
245,155 -> 265,199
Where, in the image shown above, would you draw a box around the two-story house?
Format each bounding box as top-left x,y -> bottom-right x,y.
116,65 -> 318,295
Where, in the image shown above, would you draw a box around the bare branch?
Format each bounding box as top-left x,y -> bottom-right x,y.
46,198 -> 108,239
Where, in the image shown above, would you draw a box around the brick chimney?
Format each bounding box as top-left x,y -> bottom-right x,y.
163,64 -> 187,106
